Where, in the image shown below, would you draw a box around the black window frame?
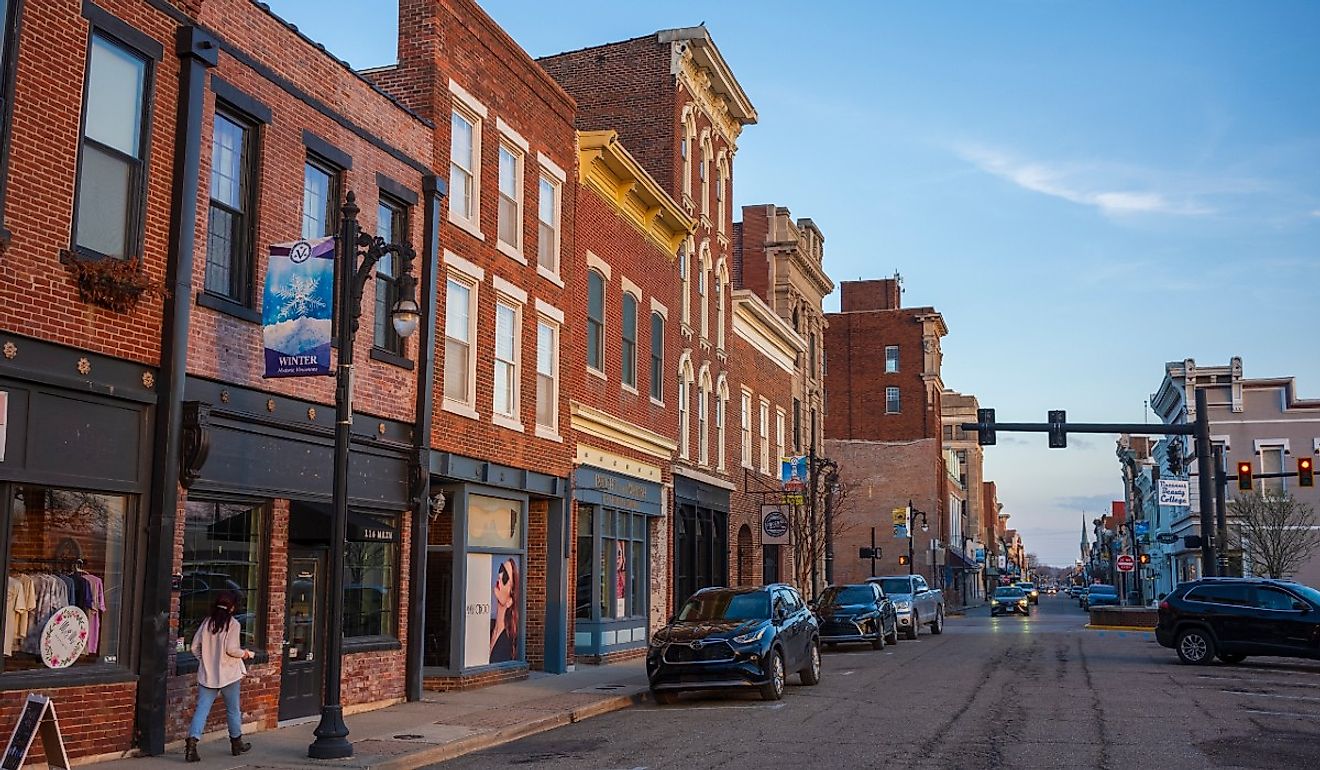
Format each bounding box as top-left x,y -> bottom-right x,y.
0,0 -> 26,244
302,151 -> 343,334
621,292 -> 638,389
372,191 -> 409,357
649,311 -> 663,401
342,510 -> 402,645
69,9 -> 162,264
203,107 -> 259,306
586,269 -> 605,372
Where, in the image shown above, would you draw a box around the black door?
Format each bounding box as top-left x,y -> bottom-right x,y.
763,545 -> 780,584
279,548 -> 326,721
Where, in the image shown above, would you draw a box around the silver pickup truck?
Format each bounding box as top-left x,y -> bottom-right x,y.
868,574 -> 945,639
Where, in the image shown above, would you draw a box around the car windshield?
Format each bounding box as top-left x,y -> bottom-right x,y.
995,588 -> 1025,599
1017,583 -> 1036,590
1283,583 -> 1320,606
877,578 -> 912,595
677,591 -> 770,622
821,586 -> 874,606
1089,585 -> 1117,595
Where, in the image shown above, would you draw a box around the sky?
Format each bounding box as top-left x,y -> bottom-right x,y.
266,1 -> 1320,566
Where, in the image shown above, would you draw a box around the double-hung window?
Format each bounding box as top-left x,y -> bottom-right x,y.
497,143 -> 522,254
74,33 -> 152,260
759,400 -> 770,475
649,312 -> 664,402
493,301 -> 520,420
1260,445 -> 1286,497
886,387 -> 901,414
374,195 -> 408,354
536,317 -> 558,434
537,173 -> 559,274
698,259 -> 708,340
698,386 -> 709,467
302,158 -> 336,241
677,375 -> 690,459
885,345 -> 900,373
449,108 -> 479,229
587,270 -> 605,374
205,110 -> 257,304
741,392 -> 753,468
776,409 -> 786,468
716,389 -> 727,471
444,276 -> 476,411
621,293 -> 638,390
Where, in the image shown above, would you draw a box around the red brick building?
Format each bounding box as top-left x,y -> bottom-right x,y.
824,277 -> 953,589
568,130 -> 690,663
542,27 -> 779,607
366,0 -> 580,688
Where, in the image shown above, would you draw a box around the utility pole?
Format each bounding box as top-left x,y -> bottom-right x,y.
1212,444 -> 1230,576
1192,388 -> 1217,577
808,410 -> 819,598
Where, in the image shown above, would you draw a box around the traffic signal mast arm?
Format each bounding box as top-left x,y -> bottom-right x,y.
959,420 -> 1198,437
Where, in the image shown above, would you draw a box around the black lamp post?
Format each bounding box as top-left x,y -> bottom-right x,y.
907,500 -> 929,576
309,192 -> 419,760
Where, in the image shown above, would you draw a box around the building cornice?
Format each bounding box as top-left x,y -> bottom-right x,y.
671,464 -> 738,491
570,400 -> 677,460
662,27 -> 756,145
731,289 -> 804,375
578,130 -> 695,256
575,443 -> 663,484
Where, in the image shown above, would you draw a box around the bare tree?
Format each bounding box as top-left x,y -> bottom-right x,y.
783,477 -> 862,598
1227,492 -> 1320,579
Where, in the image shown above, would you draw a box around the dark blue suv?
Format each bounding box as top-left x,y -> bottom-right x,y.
1156,577 -> 1320,665
647,584 -> 821,703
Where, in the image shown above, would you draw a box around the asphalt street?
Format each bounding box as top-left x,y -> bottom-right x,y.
432,594 -> 1320,769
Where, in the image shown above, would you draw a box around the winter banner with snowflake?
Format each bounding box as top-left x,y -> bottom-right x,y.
262,236 -> 335,377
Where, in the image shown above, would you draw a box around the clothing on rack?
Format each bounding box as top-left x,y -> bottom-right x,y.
7,566 -> 104,660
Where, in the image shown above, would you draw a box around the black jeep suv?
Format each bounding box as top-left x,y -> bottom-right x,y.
1156,577 -> 1320,665
647,584 -> 821,703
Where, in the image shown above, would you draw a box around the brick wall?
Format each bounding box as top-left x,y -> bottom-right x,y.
824,307 -> 938,442
733,205 -> 773,299
840,278 -> 902,312
0,681 -> 136,760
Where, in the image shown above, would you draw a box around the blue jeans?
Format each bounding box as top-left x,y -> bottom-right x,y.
188,681 -> 243,739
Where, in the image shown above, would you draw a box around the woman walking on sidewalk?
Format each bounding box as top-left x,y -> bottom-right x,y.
185,591 -> 255,762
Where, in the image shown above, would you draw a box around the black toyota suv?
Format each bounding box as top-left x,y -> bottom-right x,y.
814,583 -> 898,650
1156,577 -> 1320,665
647,584 -> 821,703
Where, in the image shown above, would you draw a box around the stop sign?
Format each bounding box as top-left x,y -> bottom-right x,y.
1117,554 -> 1135,573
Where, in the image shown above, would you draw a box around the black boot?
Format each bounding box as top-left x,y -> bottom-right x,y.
184,737 -> 200,763
231,735 -> 251,756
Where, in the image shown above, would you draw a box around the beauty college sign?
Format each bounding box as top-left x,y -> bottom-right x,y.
1158,479 -> 1190,508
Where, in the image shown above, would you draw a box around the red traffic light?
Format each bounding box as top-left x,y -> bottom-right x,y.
898,554 -> 910,566
1300,457 -> 1315,488
1237,461 -> 1254,491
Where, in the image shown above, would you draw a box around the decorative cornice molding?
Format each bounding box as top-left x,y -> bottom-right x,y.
731,290 -> 804,375
578,130 -> 695,256
570,400 -> 677,460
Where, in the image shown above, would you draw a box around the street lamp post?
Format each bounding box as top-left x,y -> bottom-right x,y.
309,192 -> 419,760
907,500 -> 929,577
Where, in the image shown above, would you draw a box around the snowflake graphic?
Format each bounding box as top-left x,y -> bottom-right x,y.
273,274 -> 326,321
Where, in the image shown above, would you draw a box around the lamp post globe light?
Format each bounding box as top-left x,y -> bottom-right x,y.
309,191 -> 419,760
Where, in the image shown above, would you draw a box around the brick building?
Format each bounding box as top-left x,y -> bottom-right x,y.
541,26 -> 765,607
823,277 -> 953,591
568,129 -> 690,663
733,205 -> 833,591
941,389 -> 988,604
365,0 -> 580,688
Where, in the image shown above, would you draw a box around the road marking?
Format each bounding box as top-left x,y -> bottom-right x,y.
1244,708 -> 1319,718
839,670 -> 855,676
1222,690 -> 1320,702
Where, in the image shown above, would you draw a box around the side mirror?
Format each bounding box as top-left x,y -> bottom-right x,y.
1293,601 -> 1310,613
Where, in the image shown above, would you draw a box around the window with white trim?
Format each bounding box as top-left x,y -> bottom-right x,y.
759,399 -> 771,475
444,276 -> 477,408
698,256 -> 709,340
536,318 -> 558,433
449,108 -> 479,227
649,312 -> 664,402
679,245 -> 691,326
497,143 -> 522,254
716,387 -> 728,471
715,159 -> 726,233
715,265 -> 726,350
1260,445 -> 1286,497
885,345 -> 899,374
587,270 -> 605,373
622,292 -> 638,389
776,409 -> 786,470
537,173 -> 559,274
741,391 -> 752,468
700,137 -> 711,218
678,372 -> 690,460
886,387 -> 901,414
698,385 -> 710,467
493,300 -> 520,419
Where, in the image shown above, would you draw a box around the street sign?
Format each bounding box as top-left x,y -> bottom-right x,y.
1158,479 -> 1190,507
1116,554 -> 1135,573
760,505 -> 790,545
1156,532 -> 1179,545
1134,521 -> 1149,537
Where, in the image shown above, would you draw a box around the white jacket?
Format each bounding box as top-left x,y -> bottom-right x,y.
190,617 -> 248,689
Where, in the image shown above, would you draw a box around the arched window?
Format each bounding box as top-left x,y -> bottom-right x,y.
679,242 -> 691,326
587,269 -> 605,372
677,355 -> 694,460
716,376 -> 729,471
681,109 -> 696,199
699,134 -> 712,218
715,259 -> 727,351
622,292 -> 638,388
715,154 -> 728,233
698,366 -> 712,467
698,245 -> 711,341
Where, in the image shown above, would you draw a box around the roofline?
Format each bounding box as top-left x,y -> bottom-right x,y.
657,26 -> 757,125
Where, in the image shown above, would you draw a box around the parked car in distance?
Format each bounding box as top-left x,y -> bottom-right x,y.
868,574 -> 945,639
1077,586 -> 1090,607
814,583 -> 899,650
647,584 -> 821,703
1084,584 -> 1120,610
992,586 -> 1031,616
1016,582 -> 1040,604
1156,577 -> 1320,665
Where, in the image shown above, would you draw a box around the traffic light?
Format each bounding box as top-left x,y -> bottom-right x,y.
977,408 -> 996,446
1167,439 -> 1184,476
898,554 -> 910,566
1236,461 -> 1253,491
1139,553 -> 1150,565
859,547 -> 882,560
1048,410 -> 1067,449
1300,457 -> 1315,488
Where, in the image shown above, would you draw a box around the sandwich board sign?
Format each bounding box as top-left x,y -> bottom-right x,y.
2,694 -> 70,770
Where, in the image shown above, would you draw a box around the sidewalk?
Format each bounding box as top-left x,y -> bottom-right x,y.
102,660 -> 649,769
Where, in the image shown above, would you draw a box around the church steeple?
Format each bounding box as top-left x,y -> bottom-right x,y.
1080,513 -> 1090,560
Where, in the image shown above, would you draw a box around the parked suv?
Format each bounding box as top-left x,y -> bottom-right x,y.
1156,577 -> 1320,665
814,583 -> 898,650
647,585 -> 821,703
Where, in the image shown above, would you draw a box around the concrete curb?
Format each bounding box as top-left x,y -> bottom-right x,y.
1084,624 -> 1155,632
368,691 -> 651,770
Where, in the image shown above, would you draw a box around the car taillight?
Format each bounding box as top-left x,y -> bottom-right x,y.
1159,600 -> 1170,611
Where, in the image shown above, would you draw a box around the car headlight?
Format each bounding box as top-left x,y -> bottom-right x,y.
732,627 -> 767,645
991,600 -> 999,606
895,601 -> 911,611
649,634 -> 668,648
1018,599 -> 1028,606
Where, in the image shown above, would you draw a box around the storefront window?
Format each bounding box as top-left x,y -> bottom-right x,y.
344,512 -> 398,638
468,495 -> 521,550
462,494 -> 526,669
575,507 -> 592,620
3,486 -> 127,672
181,500 -> 264,650
577,506 -> 649,623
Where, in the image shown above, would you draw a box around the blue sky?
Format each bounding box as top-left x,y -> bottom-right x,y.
267,1 -> 1320,566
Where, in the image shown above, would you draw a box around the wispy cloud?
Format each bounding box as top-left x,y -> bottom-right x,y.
1311,209 -> 1320,218
956,145 -> 1215,217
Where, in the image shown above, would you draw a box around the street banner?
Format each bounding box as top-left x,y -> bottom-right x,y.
892,507 -> 909,539
1134,521 -> 1150,537
1158,479 -> 1190,507
781,456 -> 808,490
262,237 -> 336,378
761,504 -> 791,545
975,548 -> 986,564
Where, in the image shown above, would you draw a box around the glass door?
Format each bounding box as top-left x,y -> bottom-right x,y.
278,549 -> 325,721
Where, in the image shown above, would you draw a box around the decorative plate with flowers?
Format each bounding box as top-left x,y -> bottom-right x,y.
40,607 -> 90,669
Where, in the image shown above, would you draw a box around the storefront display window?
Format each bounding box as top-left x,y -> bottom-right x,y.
460,493 -> 526,670
578,506 -> 649,623
344,512 -> 398,638
180,500 -> 264,649
3,485 -> 127,672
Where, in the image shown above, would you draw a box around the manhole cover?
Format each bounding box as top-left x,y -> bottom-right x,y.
393,734 -> 425,740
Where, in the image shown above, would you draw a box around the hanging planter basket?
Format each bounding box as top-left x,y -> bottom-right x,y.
64,254 -> 165,314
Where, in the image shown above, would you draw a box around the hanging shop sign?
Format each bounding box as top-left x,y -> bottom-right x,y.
761,504 -> 791,545
262,237 -> 336,378
2,694 -> 70,770
39,607 -> 89,670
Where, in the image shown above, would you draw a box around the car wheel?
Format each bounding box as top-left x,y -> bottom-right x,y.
1175,628 -> 1216,665
760,648 -> 786,700
906,613 -> 920,640
885,621 -> 899,645
930,608 -> 944,635
1217,653 -> 1247,665
872,628 -> 885,650
800,640 -> 822,685
651,689 -> 678,705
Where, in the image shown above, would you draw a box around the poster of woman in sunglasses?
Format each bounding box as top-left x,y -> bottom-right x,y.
489,556 -> 519,663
